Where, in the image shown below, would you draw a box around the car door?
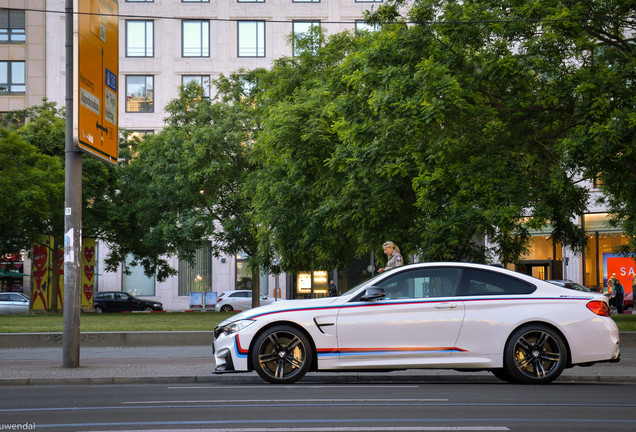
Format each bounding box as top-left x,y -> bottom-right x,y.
335,267 -> 466,365
8,294 -> 28,313
114,292 -> 132,312
95,293 -> 115,311
233,291 -> 251,310
0,293 -> 11,313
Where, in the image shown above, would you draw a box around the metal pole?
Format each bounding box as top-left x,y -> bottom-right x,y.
63,0 -> 82,368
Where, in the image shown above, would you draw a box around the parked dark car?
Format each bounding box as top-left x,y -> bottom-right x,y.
93,291 -> 163,313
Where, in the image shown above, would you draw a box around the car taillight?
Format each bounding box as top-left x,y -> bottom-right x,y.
587,300 -> 611,317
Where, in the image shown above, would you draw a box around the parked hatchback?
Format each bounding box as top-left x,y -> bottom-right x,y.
214,290 -> 274,312
93,291 -> 163,313
0,292 -> 29,314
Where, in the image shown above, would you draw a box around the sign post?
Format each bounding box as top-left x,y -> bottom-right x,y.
63,0 -> 118,368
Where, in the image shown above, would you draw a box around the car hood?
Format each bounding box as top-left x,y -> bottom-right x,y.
217,297 -> 341,327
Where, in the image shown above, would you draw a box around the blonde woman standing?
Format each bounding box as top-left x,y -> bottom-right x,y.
378,241 -> 404,273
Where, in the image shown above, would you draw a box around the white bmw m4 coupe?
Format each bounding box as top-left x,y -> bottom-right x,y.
213,262 -> 621,384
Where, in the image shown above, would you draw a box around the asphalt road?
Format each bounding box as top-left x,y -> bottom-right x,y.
1,381 -> 635,432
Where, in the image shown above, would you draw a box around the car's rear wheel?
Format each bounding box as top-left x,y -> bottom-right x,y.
251,325 -> 313,384
504,324 -> 567,384
220,304 -> 233,312
143,306 -> 153,312
94,306 -> 103,313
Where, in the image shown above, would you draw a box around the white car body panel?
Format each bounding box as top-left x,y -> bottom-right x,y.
212,262 -> 620,381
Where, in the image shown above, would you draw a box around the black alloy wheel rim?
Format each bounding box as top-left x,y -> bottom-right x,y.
513,330 -> 562,379
257,331 -> 307,380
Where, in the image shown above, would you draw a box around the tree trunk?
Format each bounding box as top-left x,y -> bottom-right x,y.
251,267 -> 260,308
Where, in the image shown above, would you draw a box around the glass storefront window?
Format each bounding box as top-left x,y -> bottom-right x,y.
520,236 -> 562,261
236,252 -> 252,291
583,213 -> 634,292
296,270 -> 328,298
122,255 -> 155,296
178,245 -> 212,296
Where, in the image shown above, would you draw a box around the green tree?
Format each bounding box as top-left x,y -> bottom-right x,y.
103,78 -> 267,306
248,0 -> 634,271
9,100 -> 117,311
0,129 -> 64,256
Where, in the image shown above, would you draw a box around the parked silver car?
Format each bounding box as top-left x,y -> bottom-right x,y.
214,290 -> 274,312
0,292 -> 30,314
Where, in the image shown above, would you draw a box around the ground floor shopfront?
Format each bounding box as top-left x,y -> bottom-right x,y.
509,212 -> 635,296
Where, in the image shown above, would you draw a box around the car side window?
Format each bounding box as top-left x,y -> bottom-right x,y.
115,293 -> 129,300
377,268 -> 462,300
98,293 -> 114,300
458,268 -> 536,296
0,293 -> 8,301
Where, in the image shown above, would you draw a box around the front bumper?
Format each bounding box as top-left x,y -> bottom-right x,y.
212,333 -> 250,373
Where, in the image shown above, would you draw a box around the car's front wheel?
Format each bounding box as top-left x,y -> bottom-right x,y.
251,325 -> 313,384
94,306 -> 103,313
504,324 -> 567,384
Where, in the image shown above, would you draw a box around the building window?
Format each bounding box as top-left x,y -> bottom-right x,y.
122,256 -> 156,297
126,76 -> 154,113
293,0 -> 320,2
238,21 -> 265,57
178,245 -> 213,296
126,20 -> 154,57
0,9 -> 25,42
182,75 -> 211,98
182,20 -> 210,57
126,0 -> 154,3
355,20 -> 381,33
182,0 -> 210,2
236,252 -> 252,291
0,61 -> 25,93
292,21 -> 320,56
237,0 -> 265,2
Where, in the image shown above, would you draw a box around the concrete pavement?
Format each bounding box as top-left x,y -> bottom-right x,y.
0,333 -> 635,386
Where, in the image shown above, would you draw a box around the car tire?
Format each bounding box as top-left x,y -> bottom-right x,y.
220,304 -> 233,312
143,306 -> 153,312
95,306 -> 103,314
251,325 -> 313,384
504,324 -> 567,384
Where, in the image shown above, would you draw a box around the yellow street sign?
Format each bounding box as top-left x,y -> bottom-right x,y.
74,0 -> 119,164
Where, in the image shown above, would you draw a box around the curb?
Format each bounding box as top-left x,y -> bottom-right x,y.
0,331 -> 214,348
2,371 -> 635,387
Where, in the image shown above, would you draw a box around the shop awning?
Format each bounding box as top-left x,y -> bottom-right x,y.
0,270 -> 28,278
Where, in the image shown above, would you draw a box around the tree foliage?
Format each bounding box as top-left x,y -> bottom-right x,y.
98,0 -> 634,287
248,0 -> 635,269
102,78 -> 265,302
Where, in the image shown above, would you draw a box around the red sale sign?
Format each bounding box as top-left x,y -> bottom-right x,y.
606,257 -> 635,295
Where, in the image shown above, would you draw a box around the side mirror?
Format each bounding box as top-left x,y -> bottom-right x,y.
360,286 -> 386,301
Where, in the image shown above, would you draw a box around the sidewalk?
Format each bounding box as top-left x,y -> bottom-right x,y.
1,344 -> 634,386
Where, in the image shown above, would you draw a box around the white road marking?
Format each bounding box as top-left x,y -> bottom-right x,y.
81,428 -> 510,432
123,398 -> 449,404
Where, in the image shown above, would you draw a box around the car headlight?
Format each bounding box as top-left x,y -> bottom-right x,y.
215,319 -> 254,338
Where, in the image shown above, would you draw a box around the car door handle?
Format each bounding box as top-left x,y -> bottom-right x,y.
435,303 -> 457,309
